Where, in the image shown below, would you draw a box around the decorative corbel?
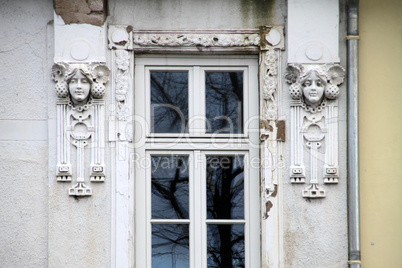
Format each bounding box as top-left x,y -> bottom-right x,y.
52,63 -> 110,196
285,63 -> 345,198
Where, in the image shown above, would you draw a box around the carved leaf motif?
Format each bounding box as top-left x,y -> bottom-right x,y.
327,65 -> 345,85
116,50 -> 130,71
264,76 -> 277,90
134,33 -> 260,47
93,65 -> 110,84
51,64 -> 66,83
116,72 -> 128,92
265,51 -> 277,64
285,64 -> 301,84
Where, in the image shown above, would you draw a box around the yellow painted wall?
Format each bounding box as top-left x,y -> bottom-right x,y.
360,0 -> 402,267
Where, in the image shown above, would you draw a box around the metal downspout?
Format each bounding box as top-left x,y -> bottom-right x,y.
347,0 -> 361,267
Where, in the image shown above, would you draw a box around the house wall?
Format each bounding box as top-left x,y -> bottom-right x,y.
0,0 -> 53,267
360,0 -> 402,267
108,0 -> 286,30
1,0 -> 398,267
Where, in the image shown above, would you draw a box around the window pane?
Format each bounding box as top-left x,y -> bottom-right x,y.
151,71 -> 188,133
206,156 -> 244,220
207,224 -> 245,268
152,156 -> 189,219
205,72 -> 243,134
152,224 -> 189,268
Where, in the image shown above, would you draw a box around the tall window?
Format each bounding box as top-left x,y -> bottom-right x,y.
134,56 -> 260,268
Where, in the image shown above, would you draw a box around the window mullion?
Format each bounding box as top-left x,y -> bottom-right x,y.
190,66 -> 204,136
193,150 -> 203,268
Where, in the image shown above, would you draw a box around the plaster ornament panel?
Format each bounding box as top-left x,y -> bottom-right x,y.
108,25 -> 133,50
285,63 -> 345,198
259,49 -> 281,218
52,63 -> 110,196
114,50 -> 131,121
54,15 -> 107,63
133,32 -> 260,47
288,0 -> 340,63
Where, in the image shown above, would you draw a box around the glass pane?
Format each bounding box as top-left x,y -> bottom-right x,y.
152,224 -> 189,268
207,224 -> 245,268
152,156 -> 189,219
206,156 -> 244,220
205,72 -> 243,134
151,71 -> 188,133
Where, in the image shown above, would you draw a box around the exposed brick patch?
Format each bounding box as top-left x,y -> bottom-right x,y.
54,0 -> 107,26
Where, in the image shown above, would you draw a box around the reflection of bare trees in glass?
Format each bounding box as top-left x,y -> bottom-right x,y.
152,224 -> 189,268
206,72 -> 243,134
151,71 -> 189,133
207,225 -> 245,268
206,156 -> 245,268
151,155 -> 245,267
150,71 -> 244,135
151,156 -> 189,267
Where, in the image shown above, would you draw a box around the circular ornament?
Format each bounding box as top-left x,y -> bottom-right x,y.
325,84 -> 339,99
289,83 -> 302,100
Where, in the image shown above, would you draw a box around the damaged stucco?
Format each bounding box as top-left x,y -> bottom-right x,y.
53,0 -> 107,26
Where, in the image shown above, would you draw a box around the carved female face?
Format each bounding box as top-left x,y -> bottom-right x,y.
68,71 -> 91,105
302,71 -> 325,108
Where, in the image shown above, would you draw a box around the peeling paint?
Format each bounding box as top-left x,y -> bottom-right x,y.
53,0 -> 107,26
276,120 -> 285,141
260,120 -> 273,131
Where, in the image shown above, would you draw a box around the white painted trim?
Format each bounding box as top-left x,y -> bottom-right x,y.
109,27 -> 284,268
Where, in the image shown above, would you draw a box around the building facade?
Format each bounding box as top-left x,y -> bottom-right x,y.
0,0 -> 400,267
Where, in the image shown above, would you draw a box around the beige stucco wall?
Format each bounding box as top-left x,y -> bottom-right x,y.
360,0 -> 402,267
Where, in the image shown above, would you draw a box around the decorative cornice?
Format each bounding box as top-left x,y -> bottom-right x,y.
108,26 -> 285,52
133,32 -> 260,47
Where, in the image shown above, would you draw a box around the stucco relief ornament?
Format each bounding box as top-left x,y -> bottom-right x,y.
115,50 -> 130,120
133,33 -> 260,47
285,63 -> 345,198
260,49 -> 280,217
262,50 -> 279,120
52,63 -> 110,196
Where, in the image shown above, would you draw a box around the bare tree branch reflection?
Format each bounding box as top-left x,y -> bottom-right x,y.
151,72 -> 188,133
206,72 -> 243,134
151,156 -> 189,267
151,155 -> 245,267
206,156 -> 245,268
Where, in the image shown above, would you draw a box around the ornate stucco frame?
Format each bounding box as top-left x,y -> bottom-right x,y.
108,25 -> 285,267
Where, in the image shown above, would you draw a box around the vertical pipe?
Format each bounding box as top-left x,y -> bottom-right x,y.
347,0 -> 361,267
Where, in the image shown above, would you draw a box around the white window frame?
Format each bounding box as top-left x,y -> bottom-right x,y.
134,56 -> 260,268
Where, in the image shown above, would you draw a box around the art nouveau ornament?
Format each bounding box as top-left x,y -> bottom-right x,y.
260,49 -> 280,216
52,63 -> 110,196
285,63 -> 345,198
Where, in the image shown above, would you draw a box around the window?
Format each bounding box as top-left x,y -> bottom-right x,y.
134,56 -> 260,268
